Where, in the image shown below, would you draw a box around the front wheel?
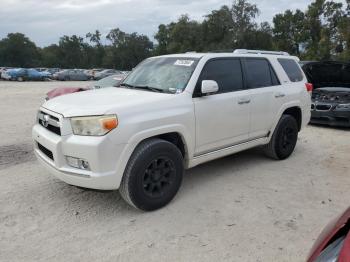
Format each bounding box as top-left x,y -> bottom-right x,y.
264,115 -> 298,160
119,139 -> 184,211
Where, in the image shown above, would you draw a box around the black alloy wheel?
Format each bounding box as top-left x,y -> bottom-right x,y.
142,157 -> 176,198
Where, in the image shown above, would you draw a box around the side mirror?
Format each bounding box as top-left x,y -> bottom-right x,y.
201,80 -> 219,95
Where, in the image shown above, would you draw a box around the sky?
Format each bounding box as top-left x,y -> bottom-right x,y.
0,0 -> 345,47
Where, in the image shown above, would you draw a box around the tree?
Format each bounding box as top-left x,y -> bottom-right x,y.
0,33 -> 39,67
86,30 -> 102,46
155,15 -> 203,54
231,0 -> 260,47
104,28 -> 153,69
40,44 -> 61,67
86,30 -> 105,67
57,35 -> 89,68
273,9 -> 306,55
303,0 -> 347,60
202,5 -> 234,51
154,24 -> 170,55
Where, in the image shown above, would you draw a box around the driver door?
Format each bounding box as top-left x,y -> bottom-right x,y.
193,58 -> 251,156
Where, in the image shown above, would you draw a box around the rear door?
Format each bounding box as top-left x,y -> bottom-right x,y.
193,58 -> 251,155
242,58 -> 282,139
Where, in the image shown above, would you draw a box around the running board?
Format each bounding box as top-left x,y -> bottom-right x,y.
188,136 -> 268,168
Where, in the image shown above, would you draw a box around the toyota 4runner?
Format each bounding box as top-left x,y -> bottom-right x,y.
32,49 -> 312,211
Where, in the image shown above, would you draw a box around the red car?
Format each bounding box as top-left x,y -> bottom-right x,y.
46,74 -> 126,100
307,206 -> 350,261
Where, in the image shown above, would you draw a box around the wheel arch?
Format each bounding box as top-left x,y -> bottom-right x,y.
114,126 -> 193,189
271,102 -> 303,136
282,106 -> 302,131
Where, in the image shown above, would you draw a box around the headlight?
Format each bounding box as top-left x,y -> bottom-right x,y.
336,104 -> 350,110
70,115 -> 118,136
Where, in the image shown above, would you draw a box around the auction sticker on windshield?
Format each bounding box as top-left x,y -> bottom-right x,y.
174,60 -> 195,67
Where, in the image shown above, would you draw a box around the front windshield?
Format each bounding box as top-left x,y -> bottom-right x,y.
122,57 -> 199,94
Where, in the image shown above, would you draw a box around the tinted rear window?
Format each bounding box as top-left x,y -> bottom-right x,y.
278,58 -> 303,82
245,59 -> 279,88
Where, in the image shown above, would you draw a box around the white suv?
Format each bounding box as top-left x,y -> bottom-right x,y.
32,49 -> 311,211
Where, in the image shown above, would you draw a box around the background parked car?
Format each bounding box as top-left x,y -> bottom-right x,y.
307,206 -> 350,261
46,73 -> 127,100
0,67 -> 12,79
94,69 -> 122,80
1,68 -> 51,81
84,68 -> 104,79
302,61 -> 350,127
53,69 -> 90,81
44,68 -> 61,76
35,68 -> 48,72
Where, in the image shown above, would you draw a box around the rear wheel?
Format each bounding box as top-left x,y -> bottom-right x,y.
119,138 -> 184,211
264,115 -> 298,160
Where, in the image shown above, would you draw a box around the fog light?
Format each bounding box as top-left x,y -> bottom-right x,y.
336,103 -> 350,110
66,156 -> 90,170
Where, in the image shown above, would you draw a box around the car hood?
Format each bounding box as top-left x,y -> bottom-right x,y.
302,61 -> 350,89
313,87 -> 350,93
42,87 -> 175,117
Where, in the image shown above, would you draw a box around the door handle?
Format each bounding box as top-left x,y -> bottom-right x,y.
275,93 -> 286,98
238,99 -> 251,105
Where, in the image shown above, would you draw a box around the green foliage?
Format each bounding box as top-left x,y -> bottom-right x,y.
0,33 -> 40,67
273,9 -> 306,55
0,0 -> 349,69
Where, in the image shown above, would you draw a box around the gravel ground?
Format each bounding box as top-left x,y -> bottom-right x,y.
0,80 -> 349,262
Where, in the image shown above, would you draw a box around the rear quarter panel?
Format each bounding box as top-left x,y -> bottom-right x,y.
269,57 -> 311,131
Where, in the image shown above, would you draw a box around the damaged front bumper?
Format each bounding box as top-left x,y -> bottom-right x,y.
310,102 -> 350,127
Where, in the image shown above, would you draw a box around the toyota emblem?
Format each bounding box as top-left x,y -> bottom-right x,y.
42,115 -> 50,127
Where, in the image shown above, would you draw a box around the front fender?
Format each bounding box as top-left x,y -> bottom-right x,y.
113,124 -> 193,189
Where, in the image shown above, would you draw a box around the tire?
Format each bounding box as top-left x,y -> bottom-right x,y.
264,114 -> 298,160
64,76 -> 70,81
119,138 -> 184,211
17,77 -> 24,82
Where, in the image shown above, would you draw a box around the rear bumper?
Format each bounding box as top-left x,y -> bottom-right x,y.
310,103 -> 350,127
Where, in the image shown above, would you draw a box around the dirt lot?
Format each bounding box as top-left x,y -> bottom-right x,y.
0,80 -> 349,262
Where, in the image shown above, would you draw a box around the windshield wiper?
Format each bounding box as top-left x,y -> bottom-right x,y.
119,83 -> 135,88
120,83 -> 166,93
132,85 -> 165,93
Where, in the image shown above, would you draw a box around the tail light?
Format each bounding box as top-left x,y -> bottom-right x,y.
305,83 -> 313,93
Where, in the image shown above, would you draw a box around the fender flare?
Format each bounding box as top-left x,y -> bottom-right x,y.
113,124 -> 193,188
269,101 -> 302,137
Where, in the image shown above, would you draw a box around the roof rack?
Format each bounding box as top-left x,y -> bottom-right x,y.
233,49 -> 290,56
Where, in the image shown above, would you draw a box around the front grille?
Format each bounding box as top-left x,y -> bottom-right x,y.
38,111 -> 61,136
316,104 -> 332,111
37,143 -> 54,160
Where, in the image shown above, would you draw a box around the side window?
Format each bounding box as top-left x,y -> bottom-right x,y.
196,59 -> 243,95
278,58 -> 304,82
270,66 -> 280,86
245,59 -> 278,88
